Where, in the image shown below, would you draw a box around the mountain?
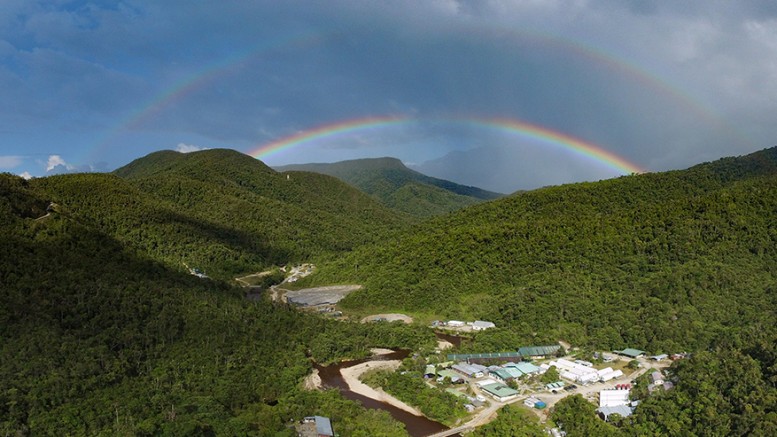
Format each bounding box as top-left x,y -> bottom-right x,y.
275,157 -> 503,217
94,149 -> 408,278
309,147 -> 777,353
3,146 -> 777,435
0,169 -> 433,435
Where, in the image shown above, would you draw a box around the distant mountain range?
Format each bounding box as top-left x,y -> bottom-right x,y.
275,157 -> 503,217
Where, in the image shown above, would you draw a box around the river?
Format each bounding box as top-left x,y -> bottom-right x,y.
315,349 -> 453,437
434,332 -> 465,348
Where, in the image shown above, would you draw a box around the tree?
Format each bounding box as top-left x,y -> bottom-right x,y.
541,366 -> 560,384
552,395 -> 621,436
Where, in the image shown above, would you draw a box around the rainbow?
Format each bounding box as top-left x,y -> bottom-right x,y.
83,31 -> 330,164
249,115 -> 408,159
248,116 -> 645,175
123,32 -> 329,131
86,23 -> 745,166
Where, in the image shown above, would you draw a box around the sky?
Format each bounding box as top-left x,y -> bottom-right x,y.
2,1 -> 776,192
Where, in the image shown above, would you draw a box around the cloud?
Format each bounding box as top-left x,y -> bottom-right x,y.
46,154 -> 71,172
2,2 -> 777,189
19,171 -> 32,179
175,143 -> 209,153
44,154 -> 92,174
0,155 -> 22,169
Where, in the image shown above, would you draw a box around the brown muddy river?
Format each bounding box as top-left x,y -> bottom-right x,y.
315,349 -> 453,437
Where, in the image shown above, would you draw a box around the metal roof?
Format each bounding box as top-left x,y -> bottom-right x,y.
617,348 -> 646,358
597,405 -> 634,420
490,368 -> 514,380
447,351 -> 522,361
312,416 -> 334,436
518,345 -> 561,357
481,382 -> 519,397
514,362 -> 541,374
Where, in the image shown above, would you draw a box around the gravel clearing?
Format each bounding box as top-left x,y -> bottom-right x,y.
285,285 -> 362,306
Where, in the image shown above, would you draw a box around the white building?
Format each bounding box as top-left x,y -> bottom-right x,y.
550,359 -> 599,384
598,368 -> 624,382
599,389 -> 630,407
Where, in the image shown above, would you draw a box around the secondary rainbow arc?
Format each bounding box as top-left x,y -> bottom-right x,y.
84,25 -> 741,166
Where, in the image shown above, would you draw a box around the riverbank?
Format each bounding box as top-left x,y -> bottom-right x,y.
303,368 -> 321,390
340,360 -> 424,416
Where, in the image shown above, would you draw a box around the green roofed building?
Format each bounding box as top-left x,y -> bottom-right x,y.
504,367 -> 524,379
490,368 -> 515,382
517,345 -> 561,358
514,362 -> 541,375
481,383 -> 519,402
447,351 -> 522,363
437,369 -> 463,383
616,348 -> 646,358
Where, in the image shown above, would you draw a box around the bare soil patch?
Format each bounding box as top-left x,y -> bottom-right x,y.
303,368 -> 322,390
284,285 -> 362,306
340,360 -> 423,416
360,313 -> 414,324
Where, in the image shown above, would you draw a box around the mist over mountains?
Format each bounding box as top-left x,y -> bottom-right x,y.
408,145 -> 633,193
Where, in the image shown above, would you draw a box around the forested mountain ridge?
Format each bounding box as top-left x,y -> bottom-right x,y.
0,172 -> 434,435
276,157 -> 503,217
27,149 -> 410,280
308,147 -> 777,353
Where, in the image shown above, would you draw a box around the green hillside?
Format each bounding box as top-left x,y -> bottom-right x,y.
3,146 -> 777,435
0,173 -> 433,435
28,149 -> 409,280
308,147 -> 777,353
276,157 -> 503,217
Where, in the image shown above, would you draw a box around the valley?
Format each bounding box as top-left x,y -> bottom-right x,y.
2,147 -> 776,436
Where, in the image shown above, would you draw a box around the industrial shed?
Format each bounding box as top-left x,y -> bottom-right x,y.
615,348 -> 645,358
481,383 -> 519,402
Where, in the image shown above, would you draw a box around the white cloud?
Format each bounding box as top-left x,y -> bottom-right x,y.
19,171 -> 32,179
46,154 -> 72,172
0,155 -> 22,169
175,143 -> 209,153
